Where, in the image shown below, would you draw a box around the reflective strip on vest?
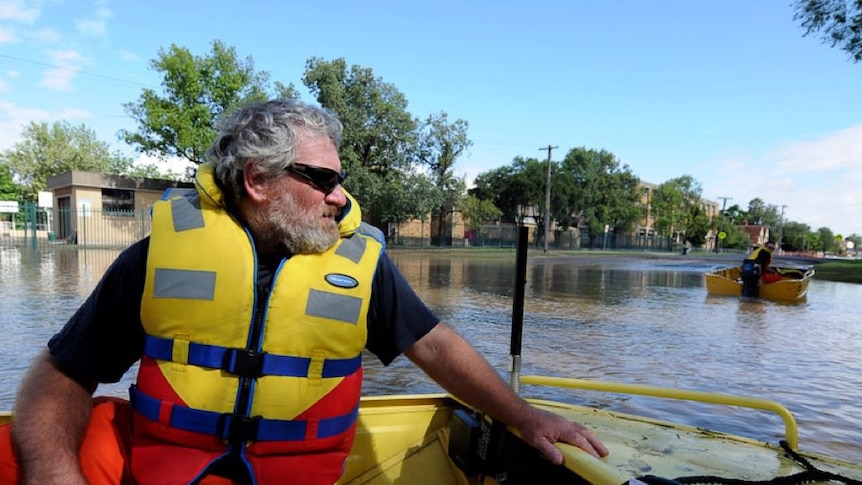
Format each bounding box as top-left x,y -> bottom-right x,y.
170,195 -> 204,232
306,289 -> 362,324
153,268 -> 216,300
131,386 -> 359,441
143,335 -> 361,378
335,234 -> 366,263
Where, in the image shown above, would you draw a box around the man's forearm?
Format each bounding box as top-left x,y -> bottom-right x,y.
12,351 -> 94,484
405,324 -> 531,427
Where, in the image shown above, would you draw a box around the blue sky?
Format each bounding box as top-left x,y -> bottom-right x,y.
2,1 -> 861,236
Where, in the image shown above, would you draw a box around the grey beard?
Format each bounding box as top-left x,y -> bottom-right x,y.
283,222 -> 339,254
246,200 -> 339,255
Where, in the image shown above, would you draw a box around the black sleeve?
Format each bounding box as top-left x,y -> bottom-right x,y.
48,238 -> 149,386
366,252 -> 440,366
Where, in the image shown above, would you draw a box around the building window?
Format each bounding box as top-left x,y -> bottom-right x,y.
102,188 -> 134,216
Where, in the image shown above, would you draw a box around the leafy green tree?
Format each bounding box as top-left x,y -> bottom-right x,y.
372,170 -> 441,244
472,159 -> 544,225
815,226 -> 837,252
686,206 -> 712,247
1,121 -> 134,201
722,223 -> 753,250
645,175 -> 702,241
745,198 -> 781,227
416,111 -> 472,245
121,40 -> 290,165
459,195 -> 502,236
721,203 -> 747,225
473,148 -> 640,247
780,220 -> 813,252
560,148 -> 641,244
302,57 -> 419,228
794,0 -> 862,62
0,163 -> 21,200
303,57 -> 416,176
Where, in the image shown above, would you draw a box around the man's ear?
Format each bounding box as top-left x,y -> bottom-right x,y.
242,161 -> 269,203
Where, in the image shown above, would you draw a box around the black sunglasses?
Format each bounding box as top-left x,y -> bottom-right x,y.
284,163 -> 346,194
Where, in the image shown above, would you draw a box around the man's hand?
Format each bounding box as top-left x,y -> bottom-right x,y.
513,407 -> 609,464
406,324 -> 609,465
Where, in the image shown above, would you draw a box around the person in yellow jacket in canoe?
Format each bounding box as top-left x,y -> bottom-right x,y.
0,99 -> 607,485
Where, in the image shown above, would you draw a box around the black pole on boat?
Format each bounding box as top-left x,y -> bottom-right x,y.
508,225 -> 528,394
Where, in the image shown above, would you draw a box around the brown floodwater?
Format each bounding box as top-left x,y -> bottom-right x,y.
1,247 -> 860,463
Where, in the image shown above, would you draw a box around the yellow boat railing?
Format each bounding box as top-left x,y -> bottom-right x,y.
520,375 -> 799,450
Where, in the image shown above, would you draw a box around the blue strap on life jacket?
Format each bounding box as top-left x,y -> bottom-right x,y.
129,386 -> 358,442
143,335 -> 361,379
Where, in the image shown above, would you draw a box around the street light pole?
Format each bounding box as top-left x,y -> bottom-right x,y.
716,196 -> 731,253
539,145 -> 557,255
777,205 -> 786,253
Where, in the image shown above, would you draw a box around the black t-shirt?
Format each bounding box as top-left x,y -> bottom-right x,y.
48,237 -> 440,387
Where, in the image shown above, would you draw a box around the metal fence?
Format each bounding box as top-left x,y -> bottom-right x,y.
2,203 -> 677,253
1,203 -> 151,250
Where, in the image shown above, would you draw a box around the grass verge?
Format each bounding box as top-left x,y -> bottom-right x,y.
812,259 -> 862,284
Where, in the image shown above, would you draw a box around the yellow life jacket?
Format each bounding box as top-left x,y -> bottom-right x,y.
745,246 -> 770,261
745,246 -> 773,269
132,164 -> 384,485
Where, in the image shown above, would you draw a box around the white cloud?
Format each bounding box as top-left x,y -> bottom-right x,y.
118,49 -> 140,62
0,0 -> 41,23
75,6 -> 112,37
38,49 -> 88,91
134,153 -> 195,176
0,100 -> 45,136
703,124 -> 862,236
768,125 -> 862,173
0,25 -> 19,43
0,100 -> 92,151
24,26 -> 61,43
39,66 -> 77,90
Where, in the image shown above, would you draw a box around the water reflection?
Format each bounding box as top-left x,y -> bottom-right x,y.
1,248 -> 860,463
385,253 -> 862,463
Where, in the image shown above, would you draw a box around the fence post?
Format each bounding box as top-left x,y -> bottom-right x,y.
81,206 -> 87,247
29,202 -> 37,249
140,209 -> 146,240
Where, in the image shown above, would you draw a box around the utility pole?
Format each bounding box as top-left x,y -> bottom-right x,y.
777,205 -> 787,253
716,196 -> 732,253
539,145 -> 557,254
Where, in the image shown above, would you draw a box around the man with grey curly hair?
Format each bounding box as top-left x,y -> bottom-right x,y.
6,99 -> 607,485
207,99 -> 349,255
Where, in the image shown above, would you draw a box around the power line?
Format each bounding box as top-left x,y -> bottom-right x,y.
0,54 -> 155,88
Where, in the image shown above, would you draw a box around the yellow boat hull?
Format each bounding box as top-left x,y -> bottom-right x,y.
3,376 -> 859,485
704,265 -> 814,302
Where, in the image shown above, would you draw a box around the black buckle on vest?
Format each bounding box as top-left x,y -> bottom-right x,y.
221,414 -> 261,442
224,349 -> 264,378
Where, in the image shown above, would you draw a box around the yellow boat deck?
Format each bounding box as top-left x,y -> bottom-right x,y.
337,376 -> 860,485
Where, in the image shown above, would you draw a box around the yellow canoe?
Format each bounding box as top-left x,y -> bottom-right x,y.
704,265 -> 815,302
4,375 -> 860,485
